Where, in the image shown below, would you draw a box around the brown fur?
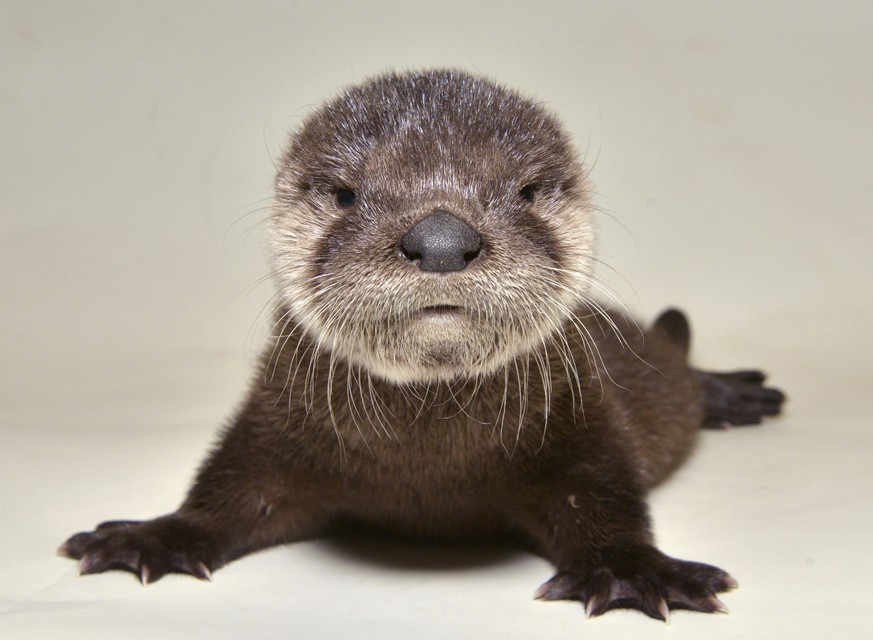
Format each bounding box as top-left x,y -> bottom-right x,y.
60,70 -> 784,621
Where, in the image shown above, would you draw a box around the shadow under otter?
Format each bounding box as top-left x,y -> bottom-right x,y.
60,69 -> 785,622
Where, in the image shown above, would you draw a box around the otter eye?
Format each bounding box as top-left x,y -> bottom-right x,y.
518,184 -> 537,203
335,188 -> 356,208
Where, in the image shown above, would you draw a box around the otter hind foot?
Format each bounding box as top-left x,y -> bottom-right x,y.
695,369 -> 786,429
535,545 -> 736,621
58,516 -> 219,584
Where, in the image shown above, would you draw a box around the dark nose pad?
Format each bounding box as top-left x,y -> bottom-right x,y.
400,210 -> 482,272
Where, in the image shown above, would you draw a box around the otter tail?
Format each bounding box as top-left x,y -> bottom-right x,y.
652,307 -> 691,356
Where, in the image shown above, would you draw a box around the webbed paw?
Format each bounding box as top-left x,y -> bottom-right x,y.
535,545 -> 736,621
696,369 -> 786,428
58,516 -> 218,584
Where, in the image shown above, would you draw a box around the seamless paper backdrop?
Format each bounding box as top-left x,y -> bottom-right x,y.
2,1 -> 871,638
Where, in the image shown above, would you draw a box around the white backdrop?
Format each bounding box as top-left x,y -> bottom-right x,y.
2,1 -> 871,638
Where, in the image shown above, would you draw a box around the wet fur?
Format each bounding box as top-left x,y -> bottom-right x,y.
60,70 -> 785,621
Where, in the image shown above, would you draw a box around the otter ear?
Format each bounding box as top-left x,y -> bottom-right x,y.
518,184 -> 538,203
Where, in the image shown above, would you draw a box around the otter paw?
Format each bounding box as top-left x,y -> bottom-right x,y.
534,546 -> 736,621
58,516 -> 218,584
696,369 -> 786,428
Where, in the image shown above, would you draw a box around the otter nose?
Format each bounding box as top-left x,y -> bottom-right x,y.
400,210 -> 482,272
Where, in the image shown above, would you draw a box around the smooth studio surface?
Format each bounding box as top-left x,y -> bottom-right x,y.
2,2 -> 871,638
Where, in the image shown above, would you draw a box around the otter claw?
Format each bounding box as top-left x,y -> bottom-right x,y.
534,572 -> 579,601
192,561 -> 212,581
76,555 -> 92,576
708,596 -> 730,614
658,599 -> 670,623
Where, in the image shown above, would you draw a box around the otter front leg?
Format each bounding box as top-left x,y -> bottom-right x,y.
520,462 -> 735,620
59,415 -> 334,583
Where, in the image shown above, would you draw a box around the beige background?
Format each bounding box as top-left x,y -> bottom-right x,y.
2,1 -> 871,638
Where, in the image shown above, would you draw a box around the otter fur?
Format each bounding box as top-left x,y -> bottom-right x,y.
60,69 -> 785,621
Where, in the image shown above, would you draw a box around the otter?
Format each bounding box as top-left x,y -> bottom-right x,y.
59,69 -> 785,621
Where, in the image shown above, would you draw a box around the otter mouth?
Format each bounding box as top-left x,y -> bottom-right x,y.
419,304 -> 464,317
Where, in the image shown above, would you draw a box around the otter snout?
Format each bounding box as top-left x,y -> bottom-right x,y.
400,210 -> 482,272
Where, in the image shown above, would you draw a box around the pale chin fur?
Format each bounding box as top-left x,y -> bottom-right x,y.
341,317 -> 551,386
269,259 -> 595,388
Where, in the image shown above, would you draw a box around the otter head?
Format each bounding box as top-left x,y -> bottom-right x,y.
270,70 -> 595,385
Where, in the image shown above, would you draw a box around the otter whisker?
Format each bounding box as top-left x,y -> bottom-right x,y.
495,364 -> 511,456
324,348 -> 348,464
345,365 -> 375,456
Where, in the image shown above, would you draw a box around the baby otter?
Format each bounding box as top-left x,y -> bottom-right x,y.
59,69 -> 785,621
